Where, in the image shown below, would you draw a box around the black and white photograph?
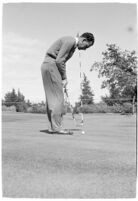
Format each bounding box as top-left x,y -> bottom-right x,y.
1,0 -> 137,198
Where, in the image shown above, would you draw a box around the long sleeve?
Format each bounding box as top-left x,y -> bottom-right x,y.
56,40 -> 75,80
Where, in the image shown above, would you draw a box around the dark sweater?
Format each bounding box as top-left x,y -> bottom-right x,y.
44,36 -> 76,80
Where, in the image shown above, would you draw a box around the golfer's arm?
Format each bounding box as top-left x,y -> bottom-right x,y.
56,41 -> 74,80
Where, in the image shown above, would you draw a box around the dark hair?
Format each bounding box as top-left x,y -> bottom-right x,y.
81,32 -> 95,45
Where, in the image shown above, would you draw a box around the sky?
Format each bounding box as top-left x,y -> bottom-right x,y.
2,1 -> 137,105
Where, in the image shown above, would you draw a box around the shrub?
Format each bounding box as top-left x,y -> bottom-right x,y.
110,103 -> 123,113
78,103 -> 112,113
79,105 -> 93,113
16,102 -> 28,112
111,102 -> 133,114
121,102 -> 133,114
94,103 -> 112,113
27,105 -> 46,114
2,105 -> 16,112
76,102 -> 134,114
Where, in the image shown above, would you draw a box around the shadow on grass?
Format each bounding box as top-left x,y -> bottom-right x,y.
40,128 -> 81,135
40,129 -> 54,134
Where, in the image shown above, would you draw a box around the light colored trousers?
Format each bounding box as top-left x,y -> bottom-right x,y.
41,60 -> 65,131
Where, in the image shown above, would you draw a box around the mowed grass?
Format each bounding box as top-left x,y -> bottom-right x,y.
2,112 -> 136,198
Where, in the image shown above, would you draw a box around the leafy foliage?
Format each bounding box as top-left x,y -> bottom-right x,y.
73,102 -> 135,114
3,89 -> 47,113
80,73 -> 94,105
4,89 -> 28,112
4,89 -> 18,107
91,44 -> 137,105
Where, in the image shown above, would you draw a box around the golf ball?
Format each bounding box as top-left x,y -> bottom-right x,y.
81,131 -> 85,134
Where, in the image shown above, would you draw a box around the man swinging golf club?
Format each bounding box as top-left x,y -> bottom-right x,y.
41,32 -> 95,134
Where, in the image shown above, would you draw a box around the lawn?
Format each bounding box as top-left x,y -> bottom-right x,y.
2,112 -> 137,198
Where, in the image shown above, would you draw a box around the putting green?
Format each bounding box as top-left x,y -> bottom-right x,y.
2,112 -> 136,198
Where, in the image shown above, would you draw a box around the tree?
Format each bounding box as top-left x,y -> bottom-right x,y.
80,73 -> 94,105
26,99 -> 32,107
4,88 -> 18,107
17,89 -> 25,102
4,89 -> 28,112
16,89 -> 27,112
2,99 -> 5,105
91,44 -> 137,106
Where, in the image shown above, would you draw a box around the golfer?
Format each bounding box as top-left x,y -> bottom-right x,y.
41,32 -> 95,134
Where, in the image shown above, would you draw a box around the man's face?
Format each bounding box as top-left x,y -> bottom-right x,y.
78,38 -> 93,50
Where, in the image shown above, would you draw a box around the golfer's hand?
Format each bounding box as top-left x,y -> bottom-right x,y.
62,79 -> 68,88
